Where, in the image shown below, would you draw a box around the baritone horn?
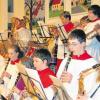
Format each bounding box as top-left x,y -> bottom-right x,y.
78,64 -> 100,95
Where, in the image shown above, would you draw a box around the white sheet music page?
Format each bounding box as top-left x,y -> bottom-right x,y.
32,29 -> 44,43
55,21 -> 68,40
25,68 -> 45,94
37,21 -> 50,37
25,68 -> 55,100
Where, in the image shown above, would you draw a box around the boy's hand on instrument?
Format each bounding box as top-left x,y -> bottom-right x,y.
60,71 -> 73,83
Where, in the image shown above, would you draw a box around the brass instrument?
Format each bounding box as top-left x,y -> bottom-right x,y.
96,70 -> 100,82
78,64 -> 100,95
78,73 -> 85,95
50,75 -> 72,100
47,37 -> 55,54
86,24 -> 100,39
7,87 -> 41,100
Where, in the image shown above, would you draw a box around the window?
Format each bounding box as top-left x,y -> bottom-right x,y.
8,0 -> 13,12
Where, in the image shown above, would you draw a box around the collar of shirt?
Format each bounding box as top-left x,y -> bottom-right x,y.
10,58 -> 20,65
72,50 -> 92,60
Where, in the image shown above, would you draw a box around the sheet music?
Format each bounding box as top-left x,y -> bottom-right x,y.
55,22 -> 68,40
25,68 -> 45,94
25,68 -> 55,100
32,29 -> 38,42
37,21 -> 50,37
0,64 -> 19,98
32,29 -> 44,43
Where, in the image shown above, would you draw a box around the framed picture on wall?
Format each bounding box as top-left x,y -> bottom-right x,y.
45,0 -> 66,23
24,0 -> 45,29
49,0 -> 64,18
71,0 -> 91,14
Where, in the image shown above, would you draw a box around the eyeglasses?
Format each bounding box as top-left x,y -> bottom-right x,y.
67,43 -> 80,47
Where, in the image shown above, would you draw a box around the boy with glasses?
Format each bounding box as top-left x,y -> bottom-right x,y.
56,29 -> 98,100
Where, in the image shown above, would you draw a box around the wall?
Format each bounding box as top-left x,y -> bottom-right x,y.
45,0 -> 100,24
0,0 -> 8,40
13,0 -> 25,19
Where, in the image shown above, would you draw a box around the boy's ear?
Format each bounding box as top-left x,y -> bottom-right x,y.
17,52 -> 19,56
82,42 -> 86,48
43,59 -> 48,64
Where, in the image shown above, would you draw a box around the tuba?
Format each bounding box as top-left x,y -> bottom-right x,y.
78,64 -> 100,95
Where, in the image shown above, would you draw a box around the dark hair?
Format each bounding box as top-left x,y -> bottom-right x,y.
60,11 -> 71,20
88,5 -> 100,18
68,29 -> 86,43
8,45 -> 24,58
33,48 -> 51,66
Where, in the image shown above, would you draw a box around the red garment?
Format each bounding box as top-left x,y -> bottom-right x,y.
72,51 -> 92,60
64,22 -> 74,33
25,47 -> 35,57
10,58 -> 20,65
92,18 -> 100,22
37,68 -> 56,88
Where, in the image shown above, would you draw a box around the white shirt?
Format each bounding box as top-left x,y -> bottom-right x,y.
88,83 -> 100,100
57,56 -> 97,100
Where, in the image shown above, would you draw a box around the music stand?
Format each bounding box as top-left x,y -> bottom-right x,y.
57,24 -> 68,58
16,63 -> 47,100
37,21 -> 50,38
